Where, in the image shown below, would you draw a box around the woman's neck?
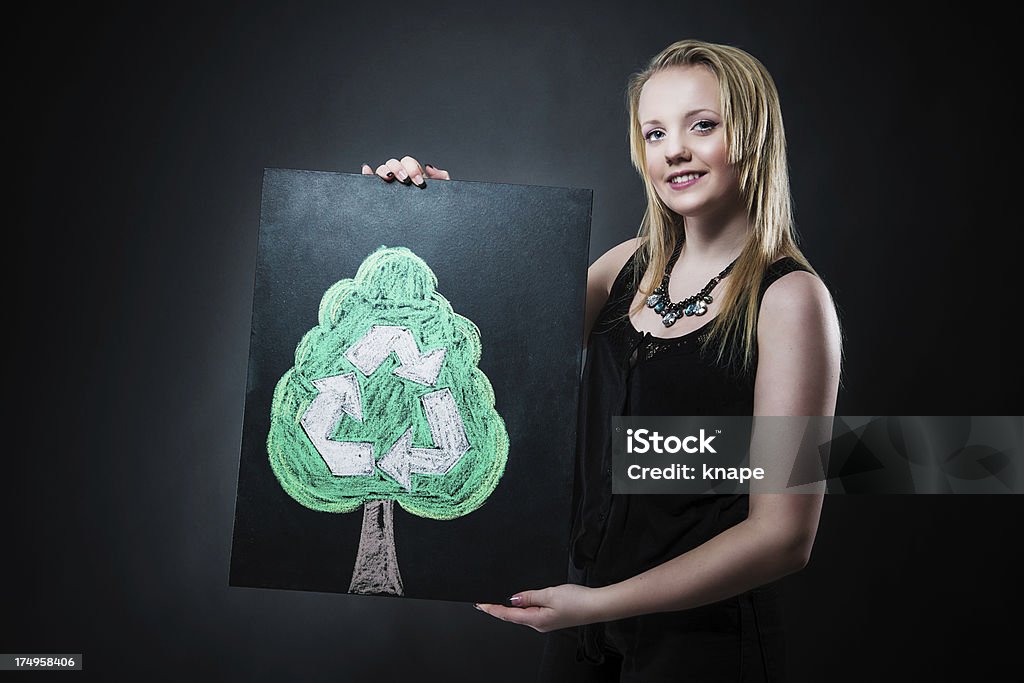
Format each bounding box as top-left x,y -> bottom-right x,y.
677,204 -> 750,267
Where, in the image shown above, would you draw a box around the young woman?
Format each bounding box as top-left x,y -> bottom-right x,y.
363,39 -> 841,682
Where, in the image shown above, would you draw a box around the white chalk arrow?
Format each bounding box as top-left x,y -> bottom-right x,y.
344,325 -> 446,386
299,373 -> 374,476
377,388 -> 471,490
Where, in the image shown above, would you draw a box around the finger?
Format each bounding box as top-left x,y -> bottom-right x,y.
400,155 -> 426,187
510,588 -> 547,608
384,157 -> 410,184
476,604 -> 543,626
361,163 -> 374,175
378,160 -> 401,182
474,603 -> 505,620
424,163 -> 451,180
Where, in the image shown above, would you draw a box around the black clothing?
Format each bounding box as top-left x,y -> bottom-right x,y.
538,586 -> 786,682
545,245 -> 811,682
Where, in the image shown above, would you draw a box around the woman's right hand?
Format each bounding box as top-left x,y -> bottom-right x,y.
360,156 -> 451,188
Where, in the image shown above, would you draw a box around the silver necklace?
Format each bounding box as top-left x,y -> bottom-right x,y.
645,240 -> 737,327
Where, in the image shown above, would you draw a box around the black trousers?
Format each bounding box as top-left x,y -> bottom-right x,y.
536,586 -> 787,683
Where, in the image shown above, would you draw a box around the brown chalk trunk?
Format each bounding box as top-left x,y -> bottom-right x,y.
348,499 -> 404,596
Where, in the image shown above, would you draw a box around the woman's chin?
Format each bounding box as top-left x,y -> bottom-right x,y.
666,201 -> 707,218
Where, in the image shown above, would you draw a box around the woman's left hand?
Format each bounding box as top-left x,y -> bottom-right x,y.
474,584 -> 604,633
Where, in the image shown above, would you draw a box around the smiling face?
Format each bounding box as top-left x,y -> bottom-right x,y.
638,64 -> 743,220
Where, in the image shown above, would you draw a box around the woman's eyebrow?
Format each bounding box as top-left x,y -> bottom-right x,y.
641,109 -> 719,126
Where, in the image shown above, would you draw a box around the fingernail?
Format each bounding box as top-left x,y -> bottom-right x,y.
507,595 -> 522,606
473,603 -> 483,611
413,174 -> 424,186
362,162 -> 370,168
397,170 -> 408,181
425,163 -> 434,169
386,172 -> 394,178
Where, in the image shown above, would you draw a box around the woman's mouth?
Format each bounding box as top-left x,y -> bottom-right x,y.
667,172 -> 705,189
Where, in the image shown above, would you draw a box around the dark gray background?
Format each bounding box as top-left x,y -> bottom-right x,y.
9,1 -> 1020,681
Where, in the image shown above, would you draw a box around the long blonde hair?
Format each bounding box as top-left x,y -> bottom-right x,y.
623,39 -> 819,375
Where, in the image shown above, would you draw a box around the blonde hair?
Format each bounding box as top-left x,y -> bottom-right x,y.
623,39 -> 820,375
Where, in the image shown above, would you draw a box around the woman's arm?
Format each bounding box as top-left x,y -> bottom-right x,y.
477,270 -> 842,630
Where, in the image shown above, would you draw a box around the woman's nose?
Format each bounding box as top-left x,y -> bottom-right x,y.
665,142 -> 691,164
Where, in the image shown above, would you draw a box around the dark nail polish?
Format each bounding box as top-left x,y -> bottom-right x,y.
425,163 -> 434,169
386,172 -> 394,178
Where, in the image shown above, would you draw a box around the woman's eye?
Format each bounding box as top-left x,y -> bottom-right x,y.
693,120 -> 718,133
644,130 -> 664,142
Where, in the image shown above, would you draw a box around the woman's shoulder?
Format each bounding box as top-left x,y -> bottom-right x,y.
760,257 -> 828,305
757,260 -> 838,343
763,256 -> 812,283
588,237 -> 644,296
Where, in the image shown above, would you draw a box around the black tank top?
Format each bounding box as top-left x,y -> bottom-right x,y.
568,244 -> 812,663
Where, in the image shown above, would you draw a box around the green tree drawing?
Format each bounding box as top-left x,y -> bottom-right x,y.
268,246 -> 508,595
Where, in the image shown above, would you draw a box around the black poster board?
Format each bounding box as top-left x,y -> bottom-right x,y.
230,168 -> 592,604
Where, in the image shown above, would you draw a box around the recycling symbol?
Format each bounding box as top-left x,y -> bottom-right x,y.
298,325 -> 470,490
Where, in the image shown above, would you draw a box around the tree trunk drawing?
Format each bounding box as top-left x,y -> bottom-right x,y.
348,499 -> 405,595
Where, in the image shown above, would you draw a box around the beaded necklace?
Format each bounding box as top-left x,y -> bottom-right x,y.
645,240 -> 738,327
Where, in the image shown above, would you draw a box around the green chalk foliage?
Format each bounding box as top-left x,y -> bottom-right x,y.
268,246 -> 509,520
